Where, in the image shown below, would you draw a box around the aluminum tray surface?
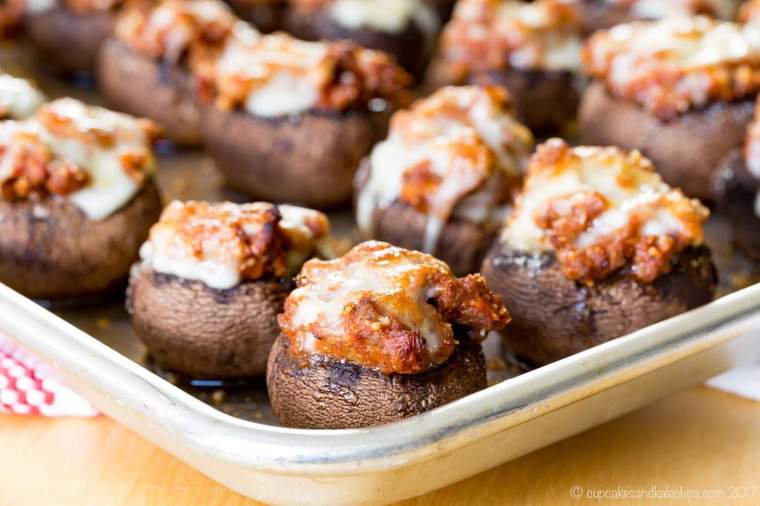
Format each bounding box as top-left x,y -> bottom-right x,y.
1,40 -> 760,506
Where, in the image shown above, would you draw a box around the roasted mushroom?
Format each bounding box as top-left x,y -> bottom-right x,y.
0,98 -> 162,301
97,0 -> 238,145
128,200 -> 331,379
579,17 -> 760,201
712,98 -> 760,260
284,0 -> 441,78
481,139 -> 717,366
22,0 -> 124,75
267,240 -> 510,429
196,29 -> 412,209
355,85 -> 534,275
426,0 -> 584,134
577,0 -> 739,33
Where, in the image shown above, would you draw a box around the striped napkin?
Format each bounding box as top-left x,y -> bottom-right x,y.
0,335 -> 97,417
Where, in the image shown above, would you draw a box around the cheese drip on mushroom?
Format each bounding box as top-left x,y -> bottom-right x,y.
139,201 -> 330,290
0,98 -> 157,220
356,85 -> 534,254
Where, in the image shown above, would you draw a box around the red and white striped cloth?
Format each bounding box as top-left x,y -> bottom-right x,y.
0,335 -> 97,417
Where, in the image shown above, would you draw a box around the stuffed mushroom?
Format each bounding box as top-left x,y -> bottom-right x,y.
267,240 -> 510,429
481,139 -> 717,366
426,0 -> 585,134
128,200 -> 331,379
355,85 -> 534,275
196,29 -> 412,209
712,97 -> 760,260
97,0 -> 238,145
0,98 -> 162,301
284,0 -> 441,78
579,17 -> 760,201
21,0 -> 125,75
577,0 -> 739,33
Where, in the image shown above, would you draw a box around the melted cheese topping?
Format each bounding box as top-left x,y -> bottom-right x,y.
202,27 -> 411,115
503,139 -> 709,282
140,201 -> 329,290
608,0 -> 739,20
115,0 -> 238,62
327,0 -> 438,35
356,85 -> 533,253
437,0 -> 583,79
212,32 -> 328,116
0,72 -> 44,120
0,99 -> 156,220
278,240 -> 510,374
584,17 -> 760,118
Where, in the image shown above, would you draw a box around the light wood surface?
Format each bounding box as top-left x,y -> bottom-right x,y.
1,386 -> 759,506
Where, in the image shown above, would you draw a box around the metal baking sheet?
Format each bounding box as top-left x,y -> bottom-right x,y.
1,39 -> 760,505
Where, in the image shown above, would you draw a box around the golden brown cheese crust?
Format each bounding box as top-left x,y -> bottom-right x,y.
507,139 -> 709,284
583,17 -> 760,120
144,201 -> 329,284
434,0 -> 582,83
278,241 -> 510,375
114,0 -> 236,63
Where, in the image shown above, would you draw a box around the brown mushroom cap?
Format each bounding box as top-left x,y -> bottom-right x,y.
712,149 -> 760,260
128,265 -> 293,378
0,180 -> 162,301
363,200 -> 494,277
425,64 -> 579,135
25,7 -> 114,75
576,1 -> 636,33
283,7 -> 432,79
202,105 -> 391,210
97,38 -> 202,146
266,332 -> 487,429
481,240 -> 717,366
579,81 -> 755,201
224,0 -> 286,33
475,68 -> 580,136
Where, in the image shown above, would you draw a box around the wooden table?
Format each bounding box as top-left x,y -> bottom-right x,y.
1,386 -> 759,505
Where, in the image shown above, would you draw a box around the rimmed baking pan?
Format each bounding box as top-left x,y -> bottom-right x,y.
1,280 -> 759,505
